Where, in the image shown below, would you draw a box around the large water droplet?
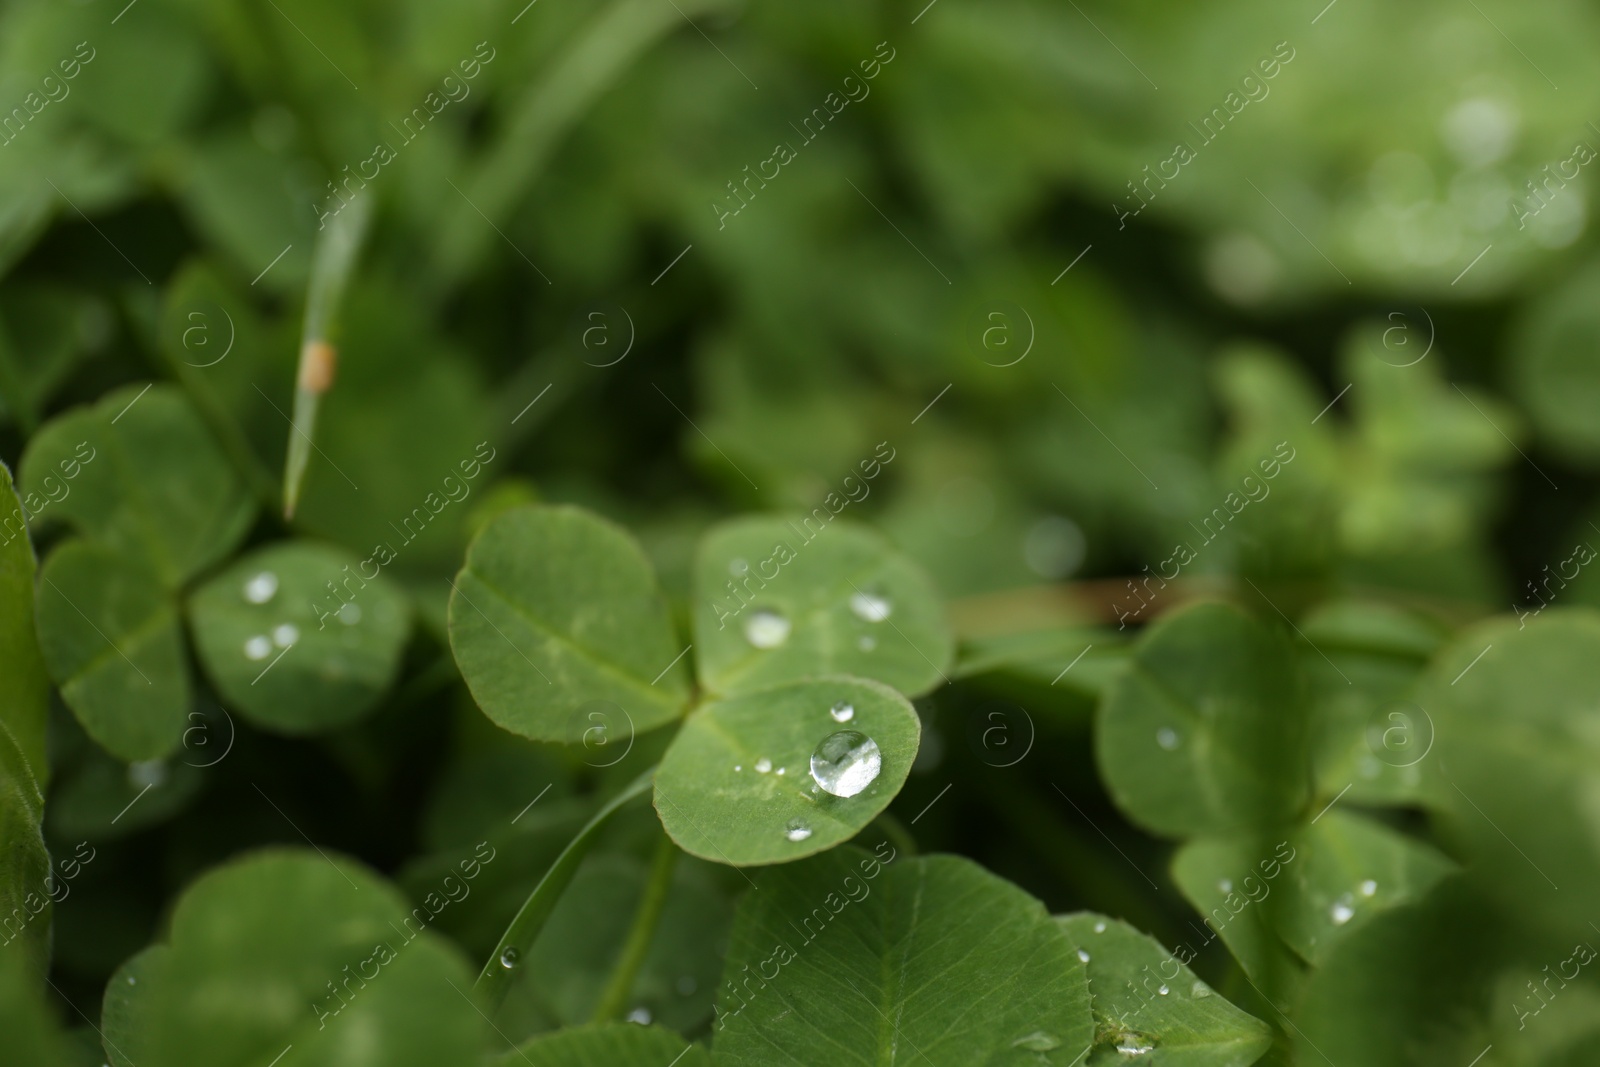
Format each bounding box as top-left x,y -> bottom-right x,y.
1115,1034 -> 1156,1056
499,946 -> 520,969
1076,949 -> 1090,963
1329,897 -> 1355,925
810,730 -> 882,797
244,635 -> 272,660
1156,727 -> 1180,750
830,701 -> 855,723
744,610 -> 791,649
755,758 -> 772,774
243,571 -> 278,604
785,818 -> 813,842
272,623 -> 299,648
850,590 -> 892,623
1011,1032 -> 1060,1051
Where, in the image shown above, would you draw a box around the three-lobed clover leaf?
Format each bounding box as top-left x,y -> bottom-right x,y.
1097,601 -> 1308,838
654,676 -> 920,866
449,505 -> 691,744
107,848 -> 485,1067
1057,912 -> 1273,1066
712,846 -> 1094,1065
34,540 -> 190,761
188,541 -> 410,734
693,516 -> 953,698
19,384 -> 254,589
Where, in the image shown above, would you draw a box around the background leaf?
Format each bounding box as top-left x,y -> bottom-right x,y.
493,1023 -> 709,1066
188,541 -> 410,734
34,541 -> 189,761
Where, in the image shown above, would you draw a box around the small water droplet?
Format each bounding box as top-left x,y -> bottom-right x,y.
244,635 -> 272,660
744,610 -> 791,649
830,701 -> 855,723
775,766 -> 786,775
1330,897 -> 1355,925
499,946 -> 520,969
858,635 -> 876,651
849,590 -> 892,623
126,974 -> 137,984
1094,921 -> 1107,933
1011,1031 -> 1060,1051
1156,727 -> 1180,750
785,818 -> 813,842
1218,879 -> 1233,893
729,557 -> 749,576
626,1006 -> 652,1025
1191,982 -> 1212,998
337,602 -> 361,625
243,571 -> 278,604
734,765 -> 742,772
1360,879 -> 1377,897
127,759 -> 167,790
810,730 -> 882,797
1076,949 -> 1090,963
272,623 -> 299,647
1158,984 -> 1169,996
755,758 -> 772,773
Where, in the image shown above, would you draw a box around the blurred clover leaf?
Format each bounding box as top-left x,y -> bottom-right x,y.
493,1023 -> 709,1066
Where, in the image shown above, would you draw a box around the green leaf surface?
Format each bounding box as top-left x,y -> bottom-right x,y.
492,1023 -> 709,1066
693,516 -> 953,698
113,848 -> 484,1067
0,944 -> 73,1067
712,847 -> 1094,1066
1097,602 -> 1308,838
654,676 -> 920,866
1422,610 -> 1600,936
1169,836 -> 1305,1000
19,385 -> 254,588
188,542 -> 410,734
1273,810 -> 1455,967
450,505 -> 689,743
102,946 -> 168,1067
1057,912 -> 1272,1067
1,460 -> 54,785
35,541 -> 189,761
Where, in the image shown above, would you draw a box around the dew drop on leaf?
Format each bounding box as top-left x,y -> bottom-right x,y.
1093,921 -> 1106,933
810,730 -> 882,797
755,758 -> 772,773
1076,949 -> 1090,963
127,759 -> 167,790
744,609 -> 791,649
1157,984 -> 1169,995
849,589 -> 892,622
785,818 -> 813,842
1011,1031 -> 1060,1051
1156,727 -> 1180,750
243,635 -> 271,660
1191,982 -> 1212,998
1360,879 -> 1377,897
729,557 -> 749,576
1218,879 -> 1232,893
1330,896 -> 1355,925
499,946 -> 520,969
830,700 -> 855,723
272,623 -> 299,647
1116,1033 -> 1156,1055
626,1006 -> 652,1024
243,571 -> 277,604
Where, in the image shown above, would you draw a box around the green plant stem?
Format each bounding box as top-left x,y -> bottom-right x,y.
590,831 -> 679,1023
474,767 -> 656,1013
282,194 -> 370,520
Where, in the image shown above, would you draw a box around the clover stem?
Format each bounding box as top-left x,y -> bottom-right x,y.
475,766 -> 656,1013
590,830 -> 679,1023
